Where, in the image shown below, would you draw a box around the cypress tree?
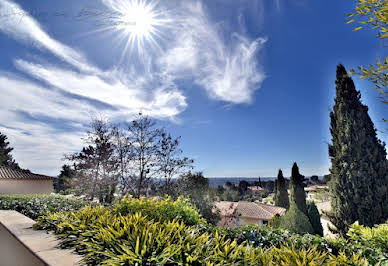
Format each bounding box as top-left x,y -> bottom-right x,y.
274,169 -> 289,209
0,131 -> 19,169
328,64 -> 388,235
54,164 -> 76,193
307,201 -> 323,236
289,162 -> 307,214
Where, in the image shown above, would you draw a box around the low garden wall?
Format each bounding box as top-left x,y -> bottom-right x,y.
0,210 -> 81,266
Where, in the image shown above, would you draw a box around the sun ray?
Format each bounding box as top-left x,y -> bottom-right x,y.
106,0 -> 169,56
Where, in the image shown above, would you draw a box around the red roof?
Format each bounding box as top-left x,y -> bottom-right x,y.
215,201 -> 286,221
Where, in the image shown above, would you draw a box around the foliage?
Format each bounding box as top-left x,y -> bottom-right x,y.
157,132 -> 194,186
328,65 -> 388,235
121,113 -> 164,197
271,203 -> 315,235
346,221 -> 388,264
220,189 -> 240,202
33,205 -> 370,265
289,162 -> 307,214
67,118 -> 119,203
306,201 -> 324,236
347,0 -> 388,105
0,131 -> 20,169
165,172 -> 220,225
218,222 -> 386,265
322,174 -> 331,184
216,224 -> 294,248
310,188 -> 330,203
0,194 -> 97,220
53,164 -> 76,194
113,195 -> 206,226
310,175 -> 319,183
274,169 -> 289,209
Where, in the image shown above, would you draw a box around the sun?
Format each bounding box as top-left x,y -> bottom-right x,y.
110,0 -> 168,56
118,1 -> 155,37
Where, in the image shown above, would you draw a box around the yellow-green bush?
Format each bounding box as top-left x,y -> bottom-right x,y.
113,195 -> 206,226
34,205 -> 370,265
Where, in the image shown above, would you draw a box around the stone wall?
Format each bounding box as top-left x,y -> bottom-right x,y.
0,210 -> 81,266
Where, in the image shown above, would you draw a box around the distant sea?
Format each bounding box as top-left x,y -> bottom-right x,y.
206,177 -> 276,188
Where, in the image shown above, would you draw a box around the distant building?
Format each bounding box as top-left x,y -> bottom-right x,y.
304,185 -> 329,201
247,185 -> 265,192
0,166 -> 53,194
245,185 -> 266,198
215,201 -> 286,228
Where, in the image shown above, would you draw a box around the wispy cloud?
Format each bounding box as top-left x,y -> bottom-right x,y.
0,0 -> 188,174
0,0 -> 266,174
158,1 -> 267,104
0,0 -> 98,73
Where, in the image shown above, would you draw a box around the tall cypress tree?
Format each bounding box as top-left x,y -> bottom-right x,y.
274,169 -> 289,209
328,64 -> 388,235
289,162 -> 307,214
0,131 -> 19,169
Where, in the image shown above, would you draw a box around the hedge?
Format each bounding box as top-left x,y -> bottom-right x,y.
0,194 -> 97,220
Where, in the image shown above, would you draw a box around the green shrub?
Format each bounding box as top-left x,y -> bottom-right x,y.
113,195 -> 206,226
216,224 -> 293,248
34,205 -> 369,265
307,201 -> 324,236
0,194 -> 97,220
346,221 -> 388,264
272,203 -> 315,235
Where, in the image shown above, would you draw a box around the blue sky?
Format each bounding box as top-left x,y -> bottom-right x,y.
0,0 -> 387,177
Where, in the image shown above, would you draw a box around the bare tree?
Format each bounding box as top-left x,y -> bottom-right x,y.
69,114 -> 194,199
123,113 -> 163,198
112,125 -> 132,197
67,118 -> 119,203
157,132 -> 194,186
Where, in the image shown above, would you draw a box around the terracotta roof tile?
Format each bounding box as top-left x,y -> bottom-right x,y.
215,201 -> 286,221
0,166 -> 53,180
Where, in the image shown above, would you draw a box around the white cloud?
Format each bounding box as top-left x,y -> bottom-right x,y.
0,118 -> 84,175
0,0 -> 267,174
158,1 -> 267,104
0,0 -> 188,174
0,73 -> 94,122
0,0 -> 98,73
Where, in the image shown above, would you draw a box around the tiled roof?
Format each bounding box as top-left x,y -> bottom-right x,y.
215,201 -> 238,216
0,166 -> 53,180
304,185 -> 329,192
247,186 -> 265,191
215,201 -> 286,221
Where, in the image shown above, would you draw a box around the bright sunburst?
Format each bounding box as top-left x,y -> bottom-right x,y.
109,0 -> 169,56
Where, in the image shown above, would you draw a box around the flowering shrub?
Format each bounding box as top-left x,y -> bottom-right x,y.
0,194 -> 97,220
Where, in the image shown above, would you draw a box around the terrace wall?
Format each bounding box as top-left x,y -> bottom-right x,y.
0,210 -> 81,266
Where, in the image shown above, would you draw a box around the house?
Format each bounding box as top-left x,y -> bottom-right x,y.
304,185 -> 329,201
247,185 -> 265,196
0,166 -> 54,194
215,201 -> 286,228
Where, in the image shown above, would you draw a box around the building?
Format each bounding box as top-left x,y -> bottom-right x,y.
215,201 -> 286,228
304,185 -> 329,201
0,166 -> 53,194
